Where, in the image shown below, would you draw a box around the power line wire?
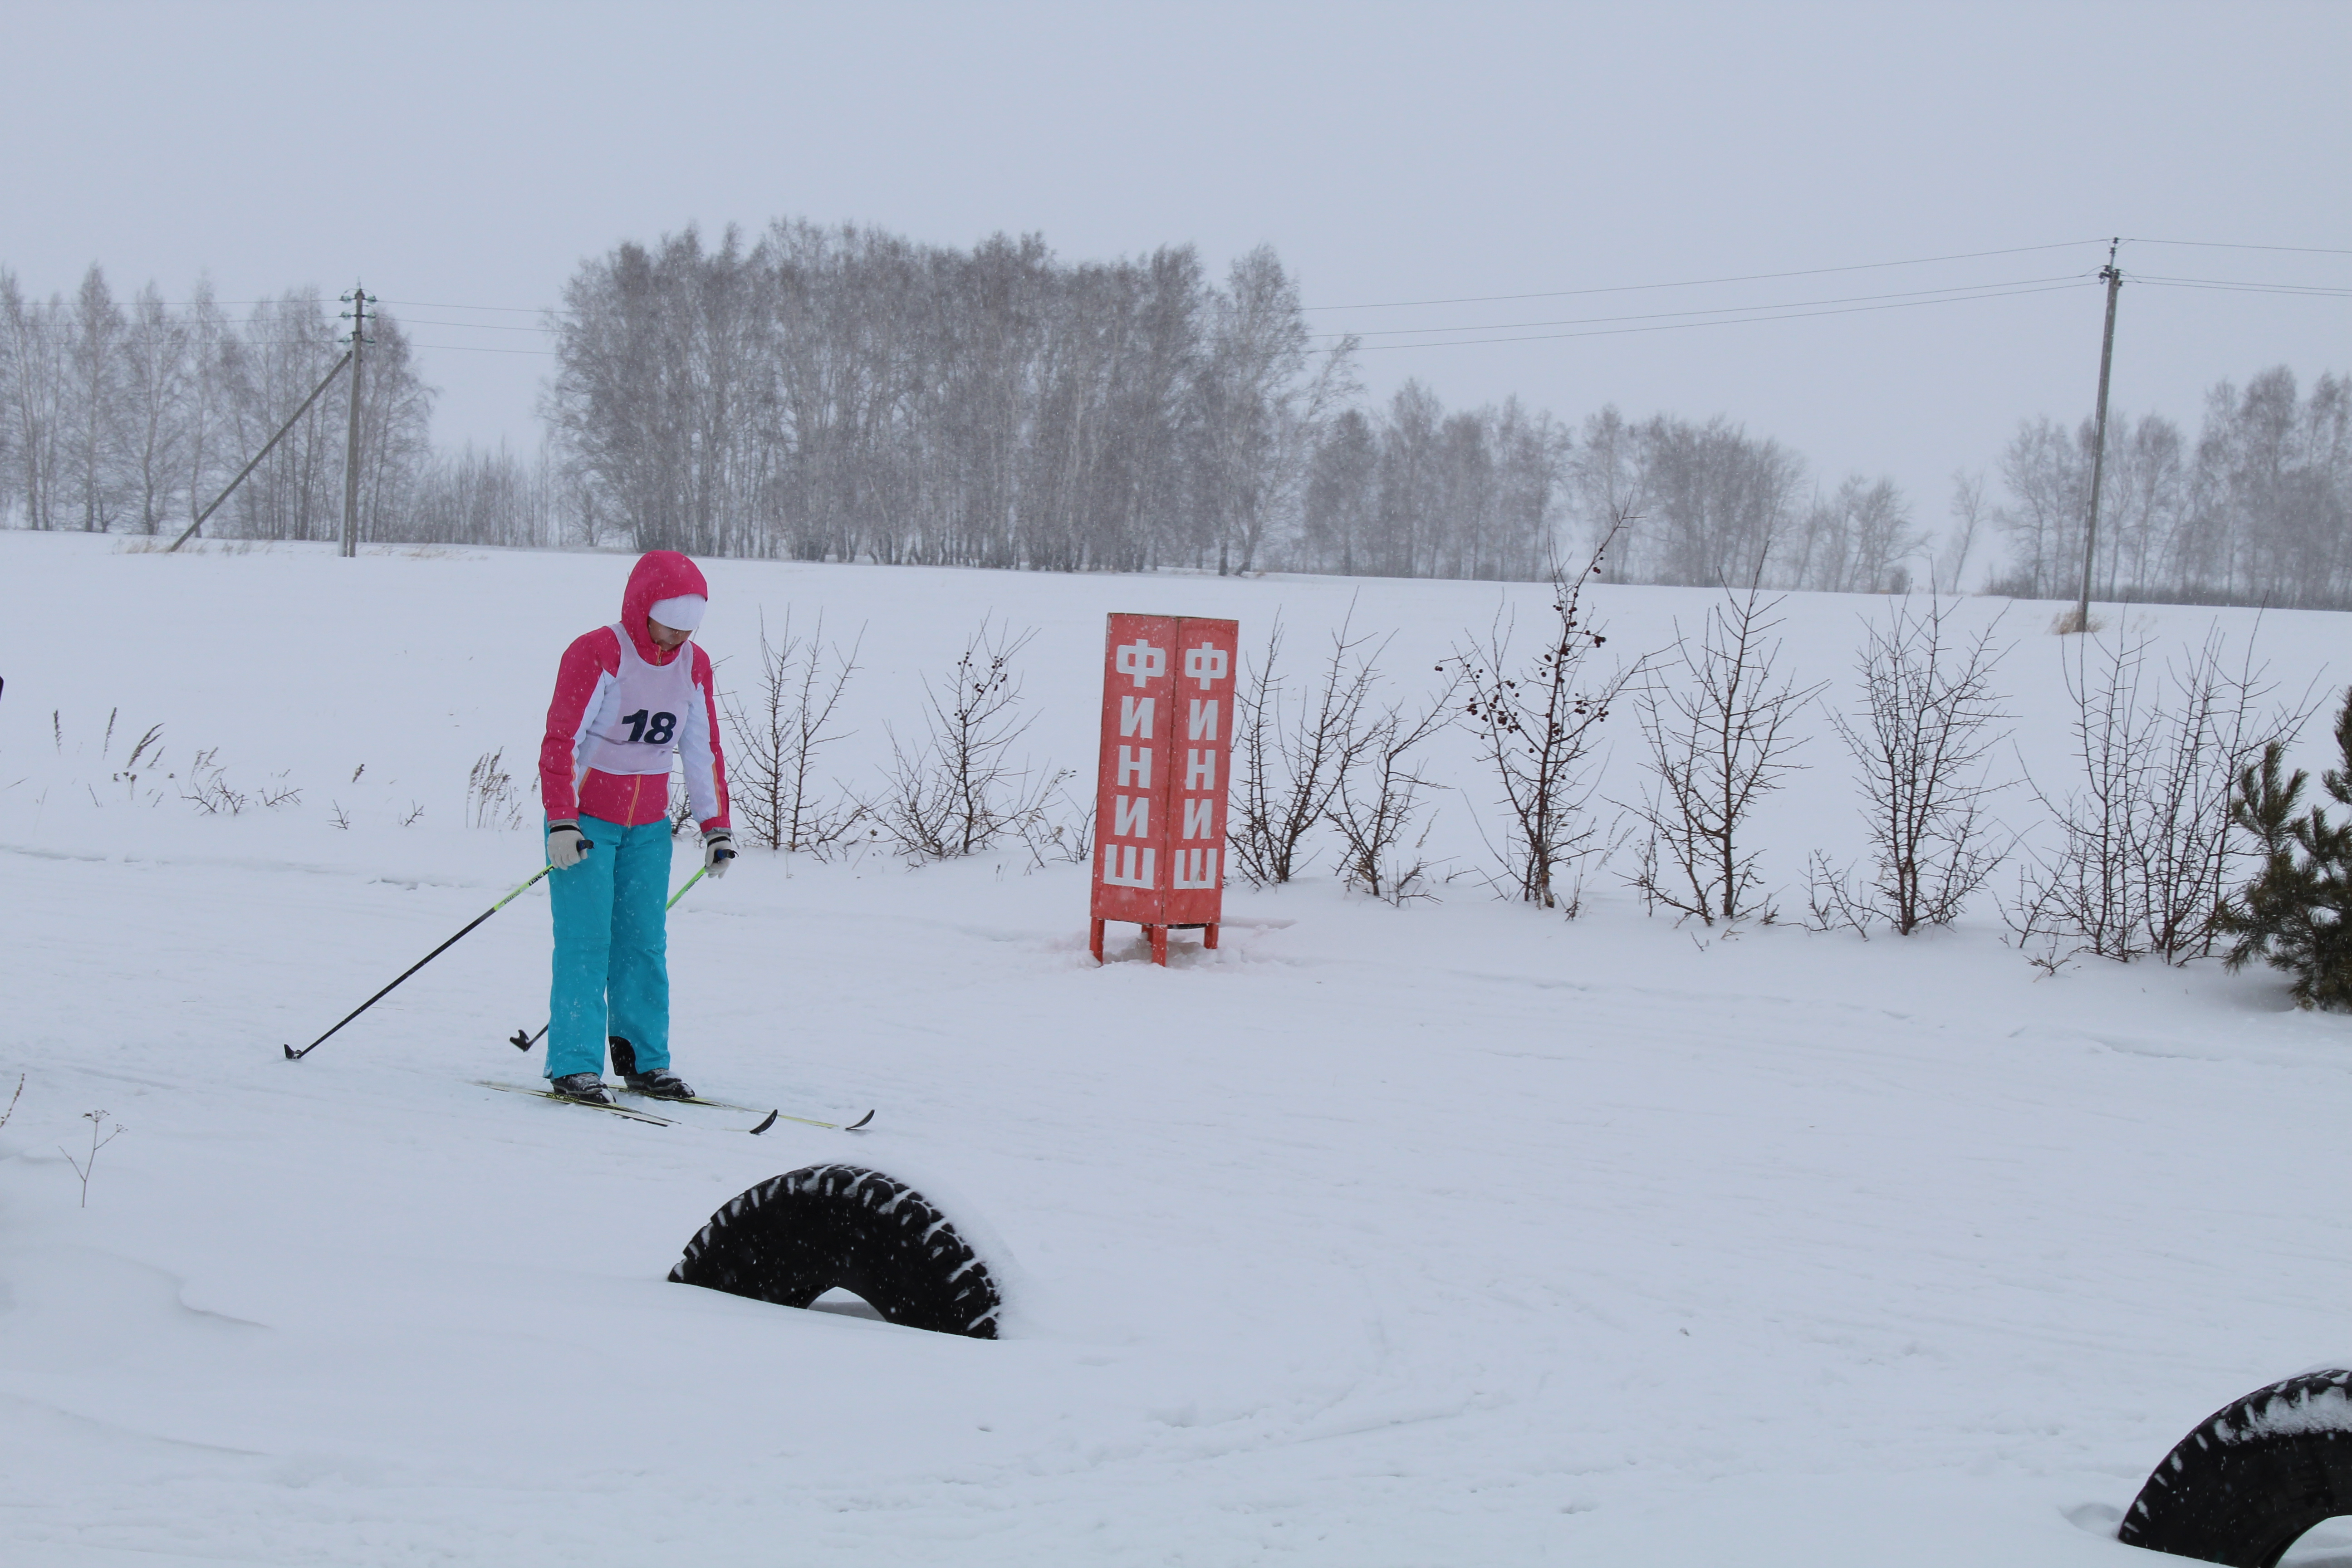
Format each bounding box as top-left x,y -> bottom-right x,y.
1298,239 -> 2107,313
218,339 -> 558,356
2126,237 -> 2352,257
1346,279 -> 2093,352
49,241 -> 2347,370
1310,273 -> 2092,341
408,342 -> 557,356
380,298 -> 564,315
110,240 -> 2347,328
2132,275 -> 2352,299
397,316 -> 558,332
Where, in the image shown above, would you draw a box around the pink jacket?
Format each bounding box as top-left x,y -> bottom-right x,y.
539,551 -> 732,832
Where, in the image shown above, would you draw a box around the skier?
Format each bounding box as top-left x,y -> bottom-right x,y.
537,550 -> 734,1104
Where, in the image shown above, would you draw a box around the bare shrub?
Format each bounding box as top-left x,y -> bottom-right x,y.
182,748 -> 248,815
466,749 -> 523,830
1823,598 -> 2011,934
1447,521 -> 1639,910
871,619 -> 1070,861
60,1110 -> 125,1208
1015,788 -> 1095,869
180,743 -> 294,814
723,611 -> 868,855
667,770 -> 699,838
2010,623 -> 2308,964
1328,667 -> 1462,904
1625,583 -> 1824,925
1802,849 -> 1873,936
1230,611 -> 1384,887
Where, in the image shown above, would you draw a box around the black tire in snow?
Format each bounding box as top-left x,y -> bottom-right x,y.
2119,1368 -> 2352,1566
667,1164 -> 1001,1339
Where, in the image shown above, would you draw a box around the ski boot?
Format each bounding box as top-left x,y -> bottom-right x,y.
549,1072 -> 612,1105
609,1036 -> 694,1101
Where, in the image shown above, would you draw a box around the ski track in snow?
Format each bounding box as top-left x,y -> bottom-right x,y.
2,531 -> 2350,1565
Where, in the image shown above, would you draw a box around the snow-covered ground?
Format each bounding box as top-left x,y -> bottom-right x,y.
3,529 -> 2350,1567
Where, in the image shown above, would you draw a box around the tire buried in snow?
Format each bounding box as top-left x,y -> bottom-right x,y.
668,1164 -> 1001,1339
2120,1368 -> 2352,1566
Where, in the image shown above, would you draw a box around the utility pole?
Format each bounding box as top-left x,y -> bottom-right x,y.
339,281 -> 373,558
2073,240 -> 2123,632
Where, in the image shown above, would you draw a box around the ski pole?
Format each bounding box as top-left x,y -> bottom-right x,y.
509,863 -> 709,1053
285,860 -> 573,1061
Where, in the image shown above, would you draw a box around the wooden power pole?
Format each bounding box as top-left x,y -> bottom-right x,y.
2073,241 -> 2123,632
340,281 -> 373,558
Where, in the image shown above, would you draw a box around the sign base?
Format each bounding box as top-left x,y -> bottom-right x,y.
1090,919 -> 1222,967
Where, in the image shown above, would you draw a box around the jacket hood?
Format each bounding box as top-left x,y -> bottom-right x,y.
620,551 -> 709,664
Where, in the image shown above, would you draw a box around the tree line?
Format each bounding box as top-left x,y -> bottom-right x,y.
544,221 -> 1347,573
2,227 -> 2342,609
539,222 -> 1957,593
1986,368 -> 2352,610
0,265 -> 547,550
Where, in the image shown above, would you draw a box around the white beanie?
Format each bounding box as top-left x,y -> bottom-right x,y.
648,594 -> 707,632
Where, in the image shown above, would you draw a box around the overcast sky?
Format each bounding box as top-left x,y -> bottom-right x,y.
5,0 -> 2346,549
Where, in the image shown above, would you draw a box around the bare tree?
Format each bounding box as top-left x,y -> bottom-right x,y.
2186,368 -> 2352,609
68,265 -> 127,533
2010,624 -> 2308,964
724,609 -> 866,854
1824,599 -> 2011,934
1328,667 -> 1462,903
1785,475 -> 1924,594
1626,583 -> 1824,924
1609,415 -> 1806,589
1196,247 -> 1357,575
1294,384 -> 1567,581
871,618 -> 1068,861
119,282 -> 191,534
0,270 -> 69,529
1229,612 -> 1384,887
1448,519 -> 1639,910
1933,469 -> 1987,595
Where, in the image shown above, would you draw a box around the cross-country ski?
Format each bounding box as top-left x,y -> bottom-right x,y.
472,1079 -> 782,1134
610,1086 -> 874,1132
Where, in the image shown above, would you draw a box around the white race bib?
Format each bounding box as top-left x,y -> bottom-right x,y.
577,623 -> 700,778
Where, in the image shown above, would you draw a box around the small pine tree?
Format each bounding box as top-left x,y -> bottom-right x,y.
2219,686 -> 2352,1009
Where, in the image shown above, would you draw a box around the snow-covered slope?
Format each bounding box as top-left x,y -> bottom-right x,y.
3,530 -> 2348,1567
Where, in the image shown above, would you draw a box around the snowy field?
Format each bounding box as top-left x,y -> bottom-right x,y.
4,528 -> 2352,1568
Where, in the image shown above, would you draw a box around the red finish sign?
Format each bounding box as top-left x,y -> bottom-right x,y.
1089,612 -> 1240,964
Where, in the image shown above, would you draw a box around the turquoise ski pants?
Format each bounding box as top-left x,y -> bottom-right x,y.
547,813 -> 673,1079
